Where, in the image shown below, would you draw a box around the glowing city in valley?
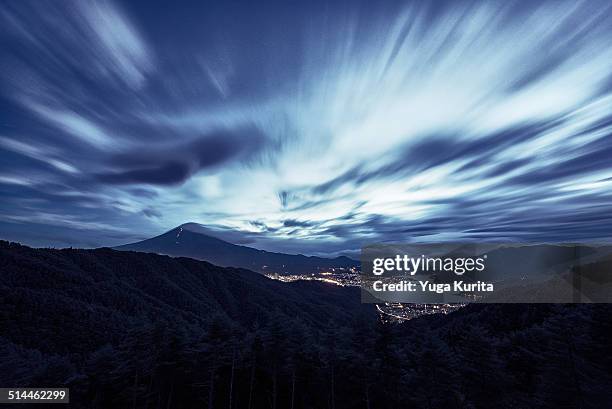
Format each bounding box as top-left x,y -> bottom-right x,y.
264,267 -> 463,321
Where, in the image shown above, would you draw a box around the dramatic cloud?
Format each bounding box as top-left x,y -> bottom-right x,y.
97,127 -> 266,185
1,0 -> 612,254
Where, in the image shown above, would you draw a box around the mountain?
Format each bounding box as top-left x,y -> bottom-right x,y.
0,240 -> 373,407
2,240 -> 612,408
114,223 -> 359,274
0,240 -> 368,353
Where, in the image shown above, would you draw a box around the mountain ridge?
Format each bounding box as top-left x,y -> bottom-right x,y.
114,223 -> 359,274
2,239 -> 612,408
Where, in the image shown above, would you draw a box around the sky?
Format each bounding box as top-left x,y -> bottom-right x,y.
1,0 -> 612,256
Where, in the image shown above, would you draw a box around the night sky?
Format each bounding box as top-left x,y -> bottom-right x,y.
1,0 -> 612,255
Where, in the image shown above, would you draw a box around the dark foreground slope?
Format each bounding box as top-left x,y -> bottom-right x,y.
1,241 -> 612,408
115,223 -> 359,274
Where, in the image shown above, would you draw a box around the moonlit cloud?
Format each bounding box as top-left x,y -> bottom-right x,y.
1,0 -> 612,254
77,0 -> 153,89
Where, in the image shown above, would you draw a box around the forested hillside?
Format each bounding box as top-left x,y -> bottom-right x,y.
1,241 -> 611,408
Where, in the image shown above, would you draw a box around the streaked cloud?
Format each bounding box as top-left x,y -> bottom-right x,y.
1,0 -> 612,253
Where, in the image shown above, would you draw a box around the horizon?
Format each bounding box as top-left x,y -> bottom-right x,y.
0,221 -> 363,259
2,0 -> 612,256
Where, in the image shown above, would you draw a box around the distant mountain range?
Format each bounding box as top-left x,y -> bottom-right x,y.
114,223 -> 359,274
